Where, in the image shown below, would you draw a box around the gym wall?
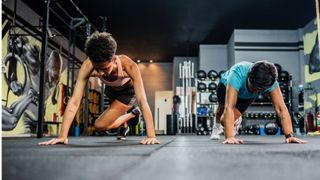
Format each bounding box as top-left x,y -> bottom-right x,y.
199,45 -> 228,72
2,0 -> 86,136
302,18 -> 320,116
138,63 -> 173,118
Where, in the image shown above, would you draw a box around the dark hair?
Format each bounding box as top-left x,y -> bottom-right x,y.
84,32 -> 117,63
248,60 -> 278,89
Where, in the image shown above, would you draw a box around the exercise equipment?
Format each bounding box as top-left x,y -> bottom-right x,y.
197,82 -> 207,92
207,82 -> 217,92
209,93 -> 217,103
264,122 -> 278,135
197,70 -> 206,80
279,71 -> 289,82
207,70 -> 218,80
178,61 -> 195,133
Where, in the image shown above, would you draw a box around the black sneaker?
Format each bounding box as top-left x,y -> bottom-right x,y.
117,125 -> 130,140
129,106 -> 141,117
127,106 -> 141,126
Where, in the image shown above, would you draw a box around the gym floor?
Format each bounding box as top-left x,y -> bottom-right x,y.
3,135 -> 320,180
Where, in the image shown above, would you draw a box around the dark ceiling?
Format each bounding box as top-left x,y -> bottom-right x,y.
22,0 -> 315,62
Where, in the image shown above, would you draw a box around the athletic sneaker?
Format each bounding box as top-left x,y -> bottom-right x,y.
117,125 -> 130,140
233,116 -> 242,136
127,106 -> 141,126
210,116 -> 243,140
210,123 -> 223,140
130,106 -> 141,117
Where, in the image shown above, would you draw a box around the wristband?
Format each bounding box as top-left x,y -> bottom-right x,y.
285,133 -> 294,139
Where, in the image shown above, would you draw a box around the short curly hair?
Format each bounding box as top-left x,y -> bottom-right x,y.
248,60 -> 278,89
84,32 -> 117,63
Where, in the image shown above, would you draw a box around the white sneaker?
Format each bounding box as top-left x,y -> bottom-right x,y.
210,116 -> 242,140
233,116 -> 242,136
210,123 -> 223,140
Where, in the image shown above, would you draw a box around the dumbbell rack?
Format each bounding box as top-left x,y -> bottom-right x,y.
195,70 -> 219,136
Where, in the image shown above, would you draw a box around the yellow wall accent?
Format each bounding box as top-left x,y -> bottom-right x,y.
304,65 -> 320,82
303,30 -> 317,55
304,93 -> 320,110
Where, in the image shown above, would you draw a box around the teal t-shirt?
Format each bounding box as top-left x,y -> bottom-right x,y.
219,61 -> 279,99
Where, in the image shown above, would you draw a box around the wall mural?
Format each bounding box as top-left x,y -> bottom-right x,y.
2,18 -> 68,136
303,16 -> 320,132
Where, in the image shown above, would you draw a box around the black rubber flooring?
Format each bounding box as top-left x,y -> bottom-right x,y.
2,135 -> 320,180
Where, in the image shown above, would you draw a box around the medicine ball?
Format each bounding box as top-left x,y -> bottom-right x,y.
207,70 -> 218,80
197,82 -> 207,92
279,71 -> 289,82
209,93 -> 217,103
264,122 -> 278,135
208,82 -> 217,92
197,70 -> 207,80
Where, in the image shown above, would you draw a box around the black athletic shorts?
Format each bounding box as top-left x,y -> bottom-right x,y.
216,82 -> 255,113
105,85 -> 136,105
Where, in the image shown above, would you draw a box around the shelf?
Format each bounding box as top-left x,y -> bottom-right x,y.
197,115 -> 213,118
251,102 -> 273,106
197,103 -> 217,105
197,79 -> 219,82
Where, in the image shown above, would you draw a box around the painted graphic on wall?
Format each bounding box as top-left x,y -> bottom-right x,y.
303,17 -> 320,132
2,18 -> 67,136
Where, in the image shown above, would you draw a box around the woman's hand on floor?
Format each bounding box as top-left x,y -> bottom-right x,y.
140,137 -> 160,145
38,138 -> 68,145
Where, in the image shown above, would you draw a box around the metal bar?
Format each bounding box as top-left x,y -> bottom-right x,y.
37,0 -> 51,138
55,2 -> 73,20
83,83 -> 89,136
66,28 -> 72,97
12,0 -> 17,26
49,7 -> 70,27
68,0 -> 97,31
71,30 -> 76,92
69,0 -> 89,22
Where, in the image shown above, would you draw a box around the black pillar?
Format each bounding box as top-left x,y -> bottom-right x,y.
37,0 -> 50,138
